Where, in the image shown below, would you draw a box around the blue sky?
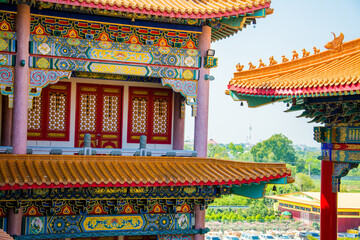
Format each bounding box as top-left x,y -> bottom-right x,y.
185,0 -> 360,147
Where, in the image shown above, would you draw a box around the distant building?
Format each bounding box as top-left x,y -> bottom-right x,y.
208,139 -> 218,145
267,192 -> 360,232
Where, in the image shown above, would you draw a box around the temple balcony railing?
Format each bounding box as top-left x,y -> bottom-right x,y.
0,146 -> 196,156
0,134 -> 196,157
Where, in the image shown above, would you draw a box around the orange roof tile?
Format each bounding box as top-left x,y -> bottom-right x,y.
0,155 -> 291,190
41,0 -> 270,19
228,38 -> 360,98
0,229 -> 14,240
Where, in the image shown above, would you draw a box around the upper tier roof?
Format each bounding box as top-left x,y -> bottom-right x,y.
227,36 -> 360,103
41,0 -> 270,19
0,155 -> 290,190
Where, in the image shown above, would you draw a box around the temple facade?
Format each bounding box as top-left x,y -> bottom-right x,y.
0,0 -> 294,240
227,34 -> 360,240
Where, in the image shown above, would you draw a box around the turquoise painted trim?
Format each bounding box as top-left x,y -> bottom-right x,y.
230,177 -> 289,198
269,177 -> 288,184
246,9 -> 266,17
230,183 -> 266,199
229,91 -> 287,108
15,228 -> 210,240
221,17 -> 244,28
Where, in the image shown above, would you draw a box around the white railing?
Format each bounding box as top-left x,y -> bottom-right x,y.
0,146 -> 196,157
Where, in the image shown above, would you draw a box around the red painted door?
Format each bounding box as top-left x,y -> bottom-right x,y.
75,84 -> 123,148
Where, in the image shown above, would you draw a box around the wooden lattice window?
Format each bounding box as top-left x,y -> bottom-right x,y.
128,87 -> 172,144
27,82 -> 71,141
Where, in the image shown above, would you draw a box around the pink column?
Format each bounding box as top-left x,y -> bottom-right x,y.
194,26 -> 211,158
194,205 -> 206,240
320,160 -> 338,240
173,92 -> 185,150
1,95 -> 12,146
7,207 -> 23,236
12,4 -> 30,154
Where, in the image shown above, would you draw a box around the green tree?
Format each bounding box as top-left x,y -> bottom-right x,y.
250,134 -> 297,163
294,173 -> 315,191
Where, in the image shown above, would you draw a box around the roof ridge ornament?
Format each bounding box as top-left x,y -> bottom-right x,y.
324,32 -> 344,51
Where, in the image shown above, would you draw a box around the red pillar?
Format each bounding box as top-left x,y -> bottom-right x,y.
194,205 -> 205,240
320,160 -> 337,240
1,95 -> 12,146
7,207 -> 23,236
12,4 -> 30,154
173,92 -> 185,150
194,26 -> 211,158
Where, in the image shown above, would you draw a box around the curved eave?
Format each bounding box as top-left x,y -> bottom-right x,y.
38,0 -> 270,20
228,38 -> 360,98
0,155 -> 291,190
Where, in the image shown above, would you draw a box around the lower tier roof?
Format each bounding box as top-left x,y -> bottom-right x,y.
0,155 -> 291,190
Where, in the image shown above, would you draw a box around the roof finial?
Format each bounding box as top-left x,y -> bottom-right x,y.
302,48 -> 310,58
292,50 -> 299,61
248,62 -> 256,70
324,32 -> 344,50
236,63 -> 244,71
282,55 -> 289,63
313,47 -> 320,54
258,59 -> 266,68
269,56 -> 277,65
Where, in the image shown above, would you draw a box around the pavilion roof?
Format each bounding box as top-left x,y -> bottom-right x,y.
0,155 -> 290,190
227,37 -> 360,107
40,0 -> 270,20
267,192 -> 360,209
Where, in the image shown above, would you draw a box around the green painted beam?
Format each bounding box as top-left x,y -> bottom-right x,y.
230,177 -> 290,199
229,91 -> 287,108
220,17 -> 244,28
230,183 -> 266,199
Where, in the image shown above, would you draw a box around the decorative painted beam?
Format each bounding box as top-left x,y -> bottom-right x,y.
30,34 -> 201,68
0,185 -> 220,201
30,57 -> 199,80
162,78 -> 197,116
18,213 -> 202,239
0,67 -> 71,108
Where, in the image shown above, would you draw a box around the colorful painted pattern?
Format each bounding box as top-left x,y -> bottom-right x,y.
30,35 -> 201,68
158,234 -> 192,240
0,12 -> 15,32
0,185 -> 219,203
71,72 -> 161,82
162,78 -> 197,116
0,67 -> 71,108
16,198 -> 201,217
30,57 -> 198,80
30,15 -> 199,48
35,1 -> 203,26
23,214 -> 192,235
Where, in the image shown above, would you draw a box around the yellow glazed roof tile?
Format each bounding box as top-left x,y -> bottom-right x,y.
41,0 -> 270,19
228,37 -> 360,97
0,155 -> 290,190
0,229 -> 14,240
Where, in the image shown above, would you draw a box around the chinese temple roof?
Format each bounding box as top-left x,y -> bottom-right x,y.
0,229 -> 14,240
227,36 -> 360,107
0,155 -> 291,190
267,192 -> 360,209
41,0 -> 270,19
